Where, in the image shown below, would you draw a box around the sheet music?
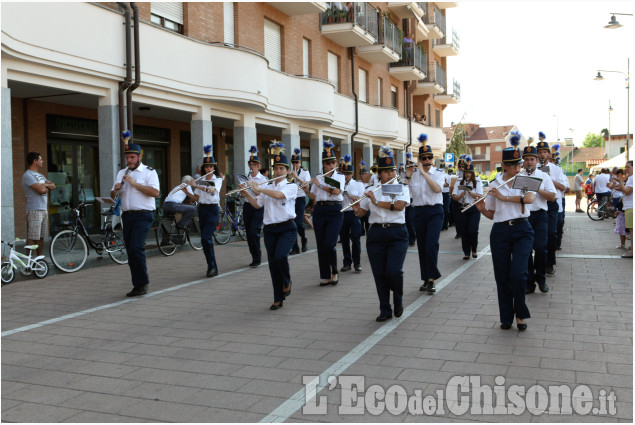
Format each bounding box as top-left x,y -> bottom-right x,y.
512,175 -> 543,192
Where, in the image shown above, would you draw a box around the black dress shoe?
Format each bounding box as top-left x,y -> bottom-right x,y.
126,286 -> 147,297
249,261 -> 261,268
472,253 -> 478,258
319,280 -> 331,286
270,301 -> 283,310
455,234 -> 461,239
354,264 -> 362,272
426,281 -> 436,293
419,281 -> 430,292
340,265 -> 352,272
301,245 -> 308,252
289,248 -> 300,255
526,286 -> 536,294
545,266 -> 555,276
394,305 -> 404,318
463,255 -> 470,260
376,314 -> 392,322
207,268 -> 218,277
330,275 -> 339,286
409,241 -> 416,247
538,282 -> 549,293
283,281 -> 292,297
500,323 -> 512,330
517,322 -> 527,331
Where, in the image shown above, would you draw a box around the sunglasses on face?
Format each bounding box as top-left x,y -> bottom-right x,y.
421,156 -> 433,161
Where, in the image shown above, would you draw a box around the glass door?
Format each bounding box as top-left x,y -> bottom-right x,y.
140,146 -> 167,216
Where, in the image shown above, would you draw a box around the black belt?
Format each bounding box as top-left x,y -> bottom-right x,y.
413,204 -> 442,208
122,210 -> 152,215
501,217 -> 528,226
316,201 -> 342,206
371,223 -> 405,228
265,219 -> 294,228
198,203 -> 219,206
530,209 -> 547,215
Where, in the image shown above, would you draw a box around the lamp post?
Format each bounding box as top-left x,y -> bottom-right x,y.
608,100 -> 613,159
604,13 -> 632,29
594,59 -> 631,160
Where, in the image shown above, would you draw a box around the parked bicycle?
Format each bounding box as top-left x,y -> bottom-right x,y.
214,195 -> 247,245
49,201 -> 128,273
1,239 -> 49,284
587,194 -> 614,221
155,210 -> 203,256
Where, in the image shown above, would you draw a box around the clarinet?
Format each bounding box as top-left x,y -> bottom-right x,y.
111,168 -> 130,215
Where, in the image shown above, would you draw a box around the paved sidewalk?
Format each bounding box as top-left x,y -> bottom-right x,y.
2,195 -> 632,422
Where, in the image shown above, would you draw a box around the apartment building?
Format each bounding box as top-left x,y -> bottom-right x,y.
1,2 -> 459,240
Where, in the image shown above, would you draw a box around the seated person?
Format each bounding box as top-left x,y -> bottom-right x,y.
163,175 -> 199,230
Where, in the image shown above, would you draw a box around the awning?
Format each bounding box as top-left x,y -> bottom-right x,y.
589,152 -> 627,174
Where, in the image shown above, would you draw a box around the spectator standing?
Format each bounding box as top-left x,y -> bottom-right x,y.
594,169 -> 611,207
584,174 -> 594,208
22,152 -> 56,256
615,161 -> 633,258
573,169 -> 585,212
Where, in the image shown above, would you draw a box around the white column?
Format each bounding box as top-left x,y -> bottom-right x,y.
98,99 -> 120,200
281,124 -> 300,159
340,134 -> 352,158
191,108 -> 213,176
362,143 -> 373,166
233,114 -> 257,176
1,87 -> 14,242
309,131 -> 323,177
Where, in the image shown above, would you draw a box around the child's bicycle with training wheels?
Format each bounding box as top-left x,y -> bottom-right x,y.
1,239 -> 49,284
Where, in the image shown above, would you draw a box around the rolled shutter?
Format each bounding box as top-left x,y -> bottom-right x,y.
152,2 -> 183,24
224,3 -> 234,44
264,19 -> 282,71
328,52 -> 339,92
358,68 -> 367,102
303,38 -> 310,76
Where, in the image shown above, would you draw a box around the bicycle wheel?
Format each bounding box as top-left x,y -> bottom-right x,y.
105,230 -> 129,264
50,230 -> 88,273
237,213 -> 247,241
156,220 -> 177,256
214,212 -> 232,245
33,259 -> 49,279
587,200 -> 603,221
1,262 -> 15,284
187,218 -> 203,250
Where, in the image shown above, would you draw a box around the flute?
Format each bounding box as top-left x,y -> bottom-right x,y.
341,176 -> 398,212
297,167 -> 338,190
226,173 -> 292,196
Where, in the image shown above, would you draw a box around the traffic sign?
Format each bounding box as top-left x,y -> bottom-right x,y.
445,153 -> 455,164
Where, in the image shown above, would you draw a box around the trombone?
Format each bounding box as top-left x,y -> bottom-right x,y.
341,176 -> 398,212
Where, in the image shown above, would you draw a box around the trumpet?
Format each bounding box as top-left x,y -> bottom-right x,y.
297,167 -> 338,190
225,173 -> 292,196
460,169 -> 527,213
341,176 -> 398,212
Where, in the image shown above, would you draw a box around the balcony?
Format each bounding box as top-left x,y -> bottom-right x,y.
433,29 -> 459,56
412,62 -> 445,95
386,2 -> 425,20
267,2 -> 327,16
415,16 -> 429,40
358,17 -> 402,64
389,43 -> 425,81
436,2 -> 458,8
422,4 -> 445,39
472,154 -> 490,161
320,3 -> 378,47
434,79 -> 461,104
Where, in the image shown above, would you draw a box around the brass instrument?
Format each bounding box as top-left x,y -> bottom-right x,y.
341,176 -> 398,212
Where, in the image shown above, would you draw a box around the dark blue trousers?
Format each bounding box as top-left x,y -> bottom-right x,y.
490,220 -> 534,324
122,211 -> 154,288
527,209 -> 548,289
405,205 -> 416,244
312,203 -> 343,279
360,211 -> 370,236
450,199 -> 461,234
412,204 -> 444,281
243,202 -> 264,263
546,200 -> 558,267
442,192 -> 451,229
264,221 -> 297,303
340,211 -> 361,266
292,196 -> 307,251
199,204 -> 219,271
162,202 -> 196,228
556,197 -> 565,248
456,205 -> 481,256
367,225 -> 408,317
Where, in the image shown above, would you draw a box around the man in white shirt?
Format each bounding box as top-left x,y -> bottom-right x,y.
162,175 -> 199,233
241,146 -> 268,267
339,155 -> 364,272
616,161 -> 633,258
536,140 -> 560,277
289,148 -> 311,254
22,152 -> 57,256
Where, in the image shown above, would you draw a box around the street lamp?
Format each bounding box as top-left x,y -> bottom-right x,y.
607,100 -> 613,159
594,59 -> 631,160
604,13 -> 632,29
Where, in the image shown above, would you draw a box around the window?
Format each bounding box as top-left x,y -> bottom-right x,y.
475,146 -> 481,154
328,52 -> 339,92
358,68 -> 368,103
435,108 -> 440,127
151,2 -> 183,33
494,145 -> 502,152
377,78 -> 383,105
486,146 -> 490,155
303,38 -> 310,76
391,85 -> 397,108
427,104 -> 431,125
224,2 -> 234,44
264,18 -> 282,71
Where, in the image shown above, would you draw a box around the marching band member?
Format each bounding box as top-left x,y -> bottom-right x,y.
309,140 -> 346,286
162,175 -> 199,235
440,159 -> 451,231
450,155 -> 466,238
194,145 -> 224,278
475,131 -> 535,331
550,146 -> 570,251
453,157 -> 483,259
110,131 -> 160,297
240,142 -> 297,310
242,146 -> 268,267
290,148 -> 311,254
522,144 -> 556,294
359,161 -> 372,236
404,153 -> 417,246
339,154 -> 364,273
404,133 -> 445,294
536,134 -> 560,277
351,147 -> 410,322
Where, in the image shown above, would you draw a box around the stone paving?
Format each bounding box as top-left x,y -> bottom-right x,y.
1,195 -> 632,422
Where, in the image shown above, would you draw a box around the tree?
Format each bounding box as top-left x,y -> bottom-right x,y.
446,122 -> 471,162
582,132 -> 605,148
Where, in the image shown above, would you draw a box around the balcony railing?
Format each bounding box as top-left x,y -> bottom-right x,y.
320,2 -> 378,39
417,2 -> 427,16
452,79 -> 461,100
434,29 -> 460,50
424,4 -> 445,35
389,42 -> 425,72
419,62 -> 446,88
379,17 -> 402,55
472,154 -> 490,161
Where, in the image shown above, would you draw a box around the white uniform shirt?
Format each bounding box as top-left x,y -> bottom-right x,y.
549,164 -> 569,211
369,174 -> 378,186
164,184 -> 195,204
442,173 -> 452,193
310,172 -> 346,202
342,179 -> 365,211
294,167 -> 311,198
409,167 -> 444,206
195,175 -> 224,205
451,178 -> 484,204
112,163 -> 160,211
360,182 -> 411,224
246,172 -> 268,197
594,173 -> 611,193
622,176 -> 633,210
525,169 -> 556,212
256,179 -> 297,225
484,173 -> 531,223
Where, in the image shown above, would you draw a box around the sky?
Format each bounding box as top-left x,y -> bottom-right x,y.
443,0 -> 634,146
